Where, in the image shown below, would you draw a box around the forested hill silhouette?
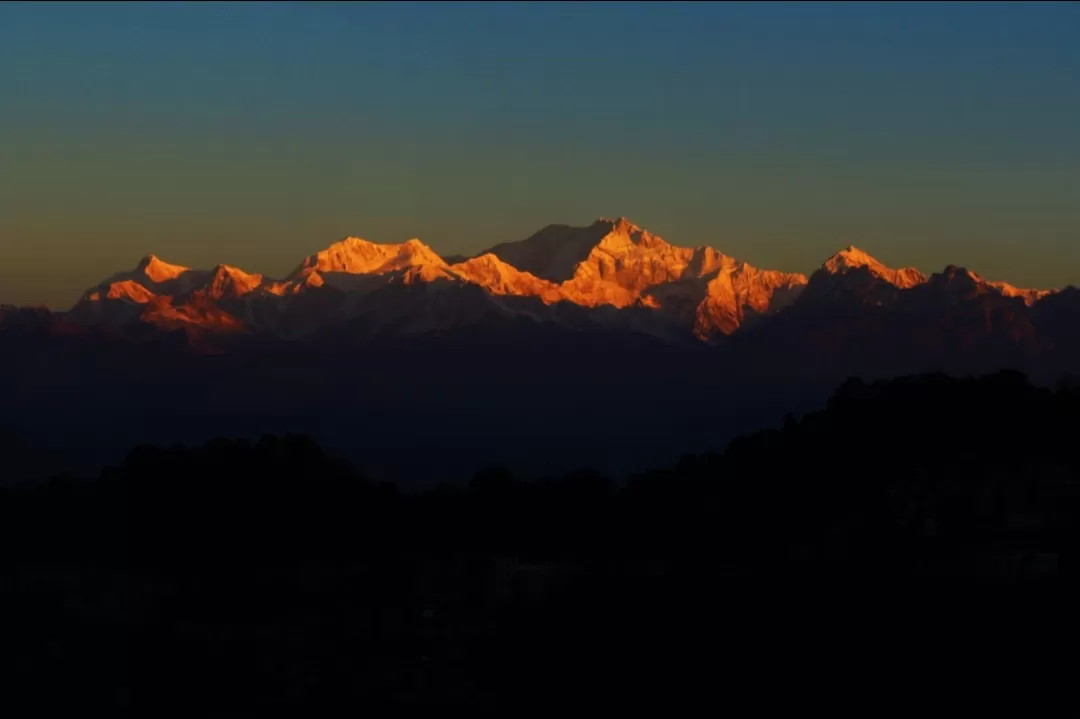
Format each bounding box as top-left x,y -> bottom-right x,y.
5,371 -> 1080,711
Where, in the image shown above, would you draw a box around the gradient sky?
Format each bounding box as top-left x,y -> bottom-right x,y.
2,1 -> 1079,308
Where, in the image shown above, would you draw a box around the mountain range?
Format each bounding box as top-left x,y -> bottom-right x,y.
8,216 -> 1070,351
2,217 -> 1079,485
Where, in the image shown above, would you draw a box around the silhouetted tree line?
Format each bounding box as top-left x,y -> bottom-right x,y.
5,369 -> 1080,580
5,370 -> 1080,711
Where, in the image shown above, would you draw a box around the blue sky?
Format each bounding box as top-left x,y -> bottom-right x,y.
2,1 -> 1079,307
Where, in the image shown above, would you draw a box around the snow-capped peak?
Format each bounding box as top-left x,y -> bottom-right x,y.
448,253 -> 564,302
137,254 -> 190,284
823,246 -> 884,273
206,264 -> 265,299
595,216 -> 644,235
988,280 -> 1053,306
290,237 -> 449,278
822,246 -> 926,289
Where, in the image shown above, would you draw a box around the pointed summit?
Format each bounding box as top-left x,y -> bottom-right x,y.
136,254 -> 189,284
938,264 -> 983,283
596,216 -> 643,235
822,246 -> 925,289
476,218 -> 806,328
206,264 -> 265,300
823,246 -> 883,273
481,217 -> 674,284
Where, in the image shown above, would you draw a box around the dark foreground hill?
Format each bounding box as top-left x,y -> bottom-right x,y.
3,371 -> 1080,711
